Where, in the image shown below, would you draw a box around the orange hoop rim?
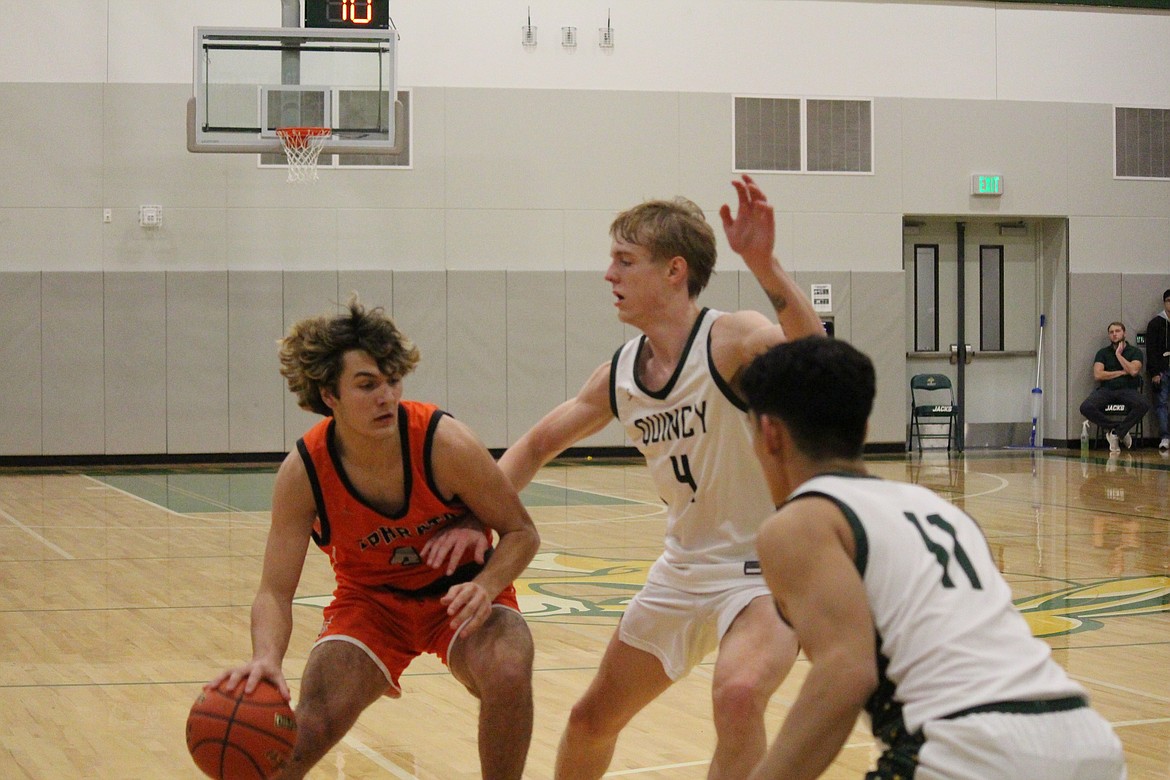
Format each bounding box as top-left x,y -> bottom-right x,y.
275,126 -> 332,149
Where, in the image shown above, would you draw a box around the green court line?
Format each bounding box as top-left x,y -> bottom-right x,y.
96,473 -> 277,513
90,472 -> 639,513
518,481 -> 640,507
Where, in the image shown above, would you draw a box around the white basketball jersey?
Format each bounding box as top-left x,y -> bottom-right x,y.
610,308 -> 774,586
788,474 -> 1086,734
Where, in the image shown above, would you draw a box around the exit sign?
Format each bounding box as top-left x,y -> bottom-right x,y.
971,174 -> 1004,196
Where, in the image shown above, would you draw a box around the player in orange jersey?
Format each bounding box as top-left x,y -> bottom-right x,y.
211,297 -> 540,780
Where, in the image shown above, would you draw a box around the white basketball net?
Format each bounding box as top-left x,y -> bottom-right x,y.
276,128 -> 332,183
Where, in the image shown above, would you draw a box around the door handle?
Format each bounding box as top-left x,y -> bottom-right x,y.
949,344 -> 975,365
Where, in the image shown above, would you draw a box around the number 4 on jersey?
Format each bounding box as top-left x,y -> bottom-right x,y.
670,454 -> 698,494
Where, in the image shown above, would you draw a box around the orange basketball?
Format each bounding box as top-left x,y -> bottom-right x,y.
186,680 -> 297,779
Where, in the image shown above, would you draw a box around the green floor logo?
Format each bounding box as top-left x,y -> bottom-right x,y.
515,552 -> 653,621
1016,576 -> 1170,637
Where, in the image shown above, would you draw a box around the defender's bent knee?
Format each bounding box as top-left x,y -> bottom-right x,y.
454,613 -> 534,698
712,676 -> 771,727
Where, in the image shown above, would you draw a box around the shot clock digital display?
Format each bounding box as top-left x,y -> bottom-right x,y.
305,0 -> 390,29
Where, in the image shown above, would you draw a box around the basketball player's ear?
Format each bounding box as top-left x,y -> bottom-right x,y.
759,414 -> 785,455
666,255 -> 688,286
320,385 -> 340,411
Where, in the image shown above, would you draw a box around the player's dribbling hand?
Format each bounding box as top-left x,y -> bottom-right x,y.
207,659 -> 291,702
421,513 -> 490,575
441,581 -> 492,634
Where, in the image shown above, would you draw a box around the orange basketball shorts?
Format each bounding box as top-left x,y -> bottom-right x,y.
313,583 -> 519,697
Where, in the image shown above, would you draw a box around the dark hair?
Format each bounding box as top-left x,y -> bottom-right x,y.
740,337 -> 875,460
1163,288 -> 1170,301
278,295 -> 420,416
610,197 -> 716,298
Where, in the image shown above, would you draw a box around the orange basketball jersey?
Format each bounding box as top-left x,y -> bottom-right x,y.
297,401 -> 491,594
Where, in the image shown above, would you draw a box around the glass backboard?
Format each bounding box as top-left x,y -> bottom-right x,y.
188,26 -> 401,154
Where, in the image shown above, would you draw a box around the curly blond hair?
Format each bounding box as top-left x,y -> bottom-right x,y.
279,295 -> 420,416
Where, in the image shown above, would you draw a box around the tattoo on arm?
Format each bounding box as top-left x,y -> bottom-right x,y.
768,292 -> 788,314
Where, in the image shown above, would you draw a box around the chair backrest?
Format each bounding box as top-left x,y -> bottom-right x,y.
910,373 -> 952,391
910,373 -> 956,406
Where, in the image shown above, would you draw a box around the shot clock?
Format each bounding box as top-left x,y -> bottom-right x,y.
304,0 -> 390,29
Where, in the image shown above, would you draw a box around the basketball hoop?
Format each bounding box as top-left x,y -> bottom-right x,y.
276,127 -> 332,182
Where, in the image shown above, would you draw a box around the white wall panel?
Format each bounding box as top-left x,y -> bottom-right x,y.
997,7 -> 1170,105
227,209 -> 338,271
901,99 -> 1073,217
794,212 -> 903,273
105,84 -> 230,213
102,207 -> 229,273
849,271 -> 906,445
41,273 -> 104,455
282,272 -> 340,449
104,272 -> 167,454
0,274 -> 42,455
506,272 -> 566,443
0,2 -> 107,82
2,207 -> 104,272
228,271 -> 285,453
337,208 -> 445,271
1070,217 -> 1170,275
392,271 -> 448,408
565,272 -> 625,448
443,89 -> 680,212
446,208 -> 564,271
447,271 -> 507,447
0,85 -> 104,210
167,272 -> 229,453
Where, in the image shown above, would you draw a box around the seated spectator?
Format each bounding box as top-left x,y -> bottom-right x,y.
1080,321 -> 1149,453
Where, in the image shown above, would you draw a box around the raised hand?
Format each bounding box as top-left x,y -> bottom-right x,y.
719,173 -> 776,272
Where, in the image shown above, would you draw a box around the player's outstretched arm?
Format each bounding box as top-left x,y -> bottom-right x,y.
750,499 -> 877,780
497,361 -> 614,491
210,451 -> 315,701
719,173 -> 823,343
431,416 -> 541,635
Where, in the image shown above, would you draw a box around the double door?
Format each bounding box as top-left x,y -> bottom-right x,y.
904,218 -> 1066,449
